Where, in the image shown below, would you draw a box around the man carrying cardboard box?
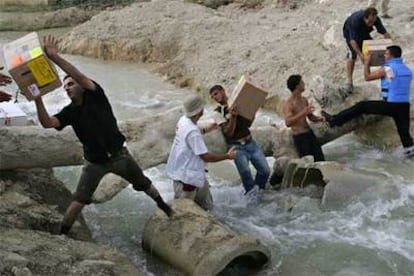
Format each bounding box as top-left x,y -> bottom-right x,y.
33,35 -> 173,235
283,75 -> 326,162
0,67 -> 12,102
2,32 -> 61,101
210,85 -> 270,196
343,7 -> 391,93
322,45 -> 414,158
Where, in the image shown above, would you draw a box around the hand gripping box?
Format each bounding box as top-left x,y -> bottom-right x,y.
362,39 -> 393,66
228,75 -> 268,121
0,102 -> 28,126
2,32 -> 61,101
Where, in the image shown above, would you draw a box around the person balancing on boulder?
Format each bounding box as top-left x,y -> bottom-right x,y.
34,35 -> 173,235
322,45 -> 414,158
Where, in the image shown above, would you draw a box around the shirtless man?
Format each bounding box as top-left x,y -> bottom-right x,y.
283,75 -> 325,161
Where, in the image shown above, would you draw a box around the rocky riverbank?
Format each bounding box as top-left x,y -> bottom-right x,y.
0,168 -> 142,275
57,0 -> 414,147
1,0 -> 414,274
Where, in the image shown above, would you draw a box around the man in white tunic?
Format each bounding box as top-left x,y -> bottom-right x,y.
167,95 -> 236,210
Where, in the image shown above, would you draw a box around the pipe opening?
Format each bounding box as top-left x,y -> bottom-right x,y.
217,251 -> 269,275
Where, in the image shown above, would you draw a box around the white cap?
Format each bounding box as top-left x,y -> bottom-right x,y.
183,95 -> 205,118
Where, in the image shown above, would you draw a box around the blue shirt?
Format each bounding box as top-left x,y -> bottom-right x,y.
343,10 -> 387,41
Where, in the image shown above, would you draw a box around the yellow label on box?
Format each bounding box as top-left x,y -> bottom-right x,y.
29,47 -> 43,59
27,56 -> 57,87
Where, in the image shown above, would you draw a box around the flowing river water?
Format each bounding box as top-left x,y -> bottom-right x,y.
2,31 -> 414,276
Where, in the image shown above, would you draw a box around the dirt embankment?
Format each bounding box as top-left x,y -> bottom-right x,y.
0,7 -> 98,31
57,0 -> 414,147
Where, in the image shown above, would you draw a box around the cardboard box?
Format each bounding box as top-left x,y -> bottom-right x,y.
0,102 -> 28,126
362,39 -> 393,66
228,75 -> 268,121
2,32 -> 61,101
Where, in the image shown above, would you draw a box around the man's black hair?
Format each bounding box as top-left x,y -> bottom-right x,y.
386,45 -> 402,58
209,84 -> 224,94
364,7 -> 378,18
287,74 -> 302,92
63,75 -> 71,81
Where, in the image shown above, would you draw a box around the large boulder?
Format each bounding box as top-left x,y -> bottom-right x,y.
0,227 -> 142,276
0,168 -> 90,240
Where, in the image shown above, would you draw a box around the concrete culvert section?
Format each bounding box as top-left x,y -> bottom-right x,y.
142,199 -> 271,275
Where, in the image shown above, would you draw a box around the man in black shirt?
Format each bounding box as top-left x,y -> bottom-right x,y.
34,35 -> 173,235
343,7 -> 391,93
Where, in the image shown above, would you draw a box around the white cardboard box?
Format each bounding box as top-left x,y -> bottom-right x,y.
0,102 -> 28,126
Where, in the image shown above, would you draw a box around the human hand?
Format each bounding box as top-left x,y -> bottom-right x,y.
0,90 -> 12,102
304,105 -> 315,115
0,67 -> 12,86
204,122 -> 218,133
227,146 -> 237,159
229,105 -> 238,116
43,35 -> 59,59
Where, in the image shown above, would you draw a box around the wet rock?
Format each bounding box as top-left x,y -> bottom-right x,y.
280,157 -> 343,189
0,227 -> 142,276
92,173 -> 129,203
0,169 -> 91,239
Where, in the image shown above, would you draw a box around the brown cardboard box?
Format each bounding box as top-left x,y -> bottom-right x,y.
362,39 -> 393,66
2,32 -> 61,101
228,75 -> 268,121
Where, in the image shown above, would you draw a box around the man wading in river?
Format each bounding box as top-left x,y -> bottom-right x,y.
34,35 -> 173,235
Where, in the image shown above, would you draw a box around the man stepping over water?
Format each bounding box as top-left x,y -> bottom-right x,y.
34,36 -> 173,235
322,45 -> 414,158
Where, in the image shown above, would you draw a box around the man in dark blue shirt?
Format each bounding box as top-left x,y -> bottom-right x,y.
343,7 -> 391,93
34,35 -> 173,235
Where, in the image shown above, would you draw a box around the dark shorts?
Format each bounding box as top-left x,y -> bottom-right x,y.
74,147 -> 152,204
292,129 -> 325,162
345,39 -> 364,60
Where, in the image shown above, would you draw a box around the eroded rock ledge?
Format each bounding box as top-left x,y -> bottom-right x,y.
0,168 -> 143,276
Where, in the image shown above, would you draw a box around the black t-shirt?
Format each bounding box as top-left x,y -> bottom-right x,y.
54,82 -> 126,163
215,105 -> 251,143
343,10 -> 387,42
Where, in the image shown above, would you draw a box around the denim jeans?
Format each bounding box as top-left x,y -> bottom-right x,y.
230,139 -> 270,193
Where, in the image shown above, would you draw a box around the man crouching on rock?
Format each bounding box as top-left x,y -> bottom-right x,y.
34,35 -> 173,235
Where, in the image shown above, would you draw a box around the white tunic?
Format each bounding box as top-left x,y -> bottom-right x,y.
167,116 -> 208,187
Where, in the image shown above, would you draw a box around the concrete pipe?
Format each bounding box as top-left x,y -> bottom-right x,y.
142,199 -> 271,275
